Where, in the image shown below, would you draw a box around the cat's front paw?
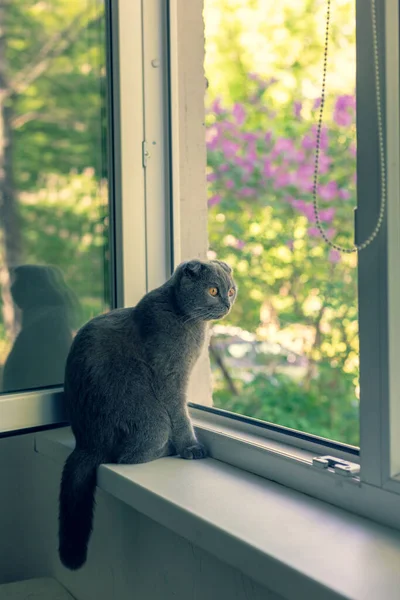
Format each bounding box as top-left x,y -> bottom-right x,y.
179,443 -> 208,460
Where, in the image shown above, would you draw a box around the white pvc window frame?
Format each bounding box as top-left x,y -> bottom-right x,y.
0,0 -> 171,435
168,0 -> 400,532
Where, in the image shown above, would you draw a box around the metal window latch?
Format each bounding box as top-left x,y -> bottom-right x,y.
312,455 -> 360,478
142,141 -> 150,168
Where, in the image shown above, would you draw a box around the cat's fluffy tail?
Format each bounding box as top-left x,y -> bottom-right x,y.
58,447 -> 101,570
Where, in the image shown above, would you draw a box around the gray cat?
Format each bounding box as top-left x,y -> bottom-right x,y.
58,259 -> 237,570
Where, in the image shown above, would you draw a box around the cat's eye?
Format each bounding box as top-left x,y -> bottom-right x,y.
209,287 -> 218,296
228,287 -> 235,297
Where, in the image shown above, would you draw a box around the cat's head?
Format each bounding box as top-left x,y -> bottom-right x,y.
10,264 -> 81,325
174,259 -> 237,321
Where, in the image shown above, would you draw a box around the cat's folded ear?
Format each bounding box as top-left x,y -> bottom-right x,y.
182,260 -> 204,278
211,260 -> 233,275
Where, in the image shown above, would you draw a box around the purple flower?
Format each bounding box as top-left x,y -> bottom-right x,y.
263,159 -> 275,178
235,156 -> 246,167
296,164 -> 314,178
221,139 -> 240,158
308,227 -> 320,237
329,249 -> 341,264
318,126 -> 329,151
318,154 -> 332,174
239,187 -> 256,197
294,150 -> 306,162
248,73 -> 277,90
302,203 -> 316,222
273,137 -> 294,157
243,132 -> 258,143
226,179 -> 235,189
265,131 -> 273,144
313,98 -> 322,110
242,162 -> 255,177
319,207 -> 335,222
294,101 -> 302,118
273,170 -> 292,189
290,198 -> 306,210
291,200 -> 334,223
208,194 -> 222,207
211,98 -> 224,115
233,103 -> 246,126
235,157 -> 254,178
302,126 -> 328,151
334,95 -> 356,127
334,110 -> 353,127
339,189 -> 351,200
236,239 -> 245,250
319,181 -> 338,201
309,225 -> 336,239
207,172 -> 217,183
302,134 -> 315,150
206,127 -> 219,151
293,164 -> 313,193
336,95 -> 356,111
246,142 -> 258,163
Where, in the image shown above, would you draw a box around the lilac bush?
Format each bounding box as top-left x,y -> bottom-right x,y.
206,76 -> 360,444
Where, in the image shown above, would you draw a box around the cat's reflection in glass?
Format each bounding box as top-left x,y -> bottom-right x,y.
2,264 -> 80,392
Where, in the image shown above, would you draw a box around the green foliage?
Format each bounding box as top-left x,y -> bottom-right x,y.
7,0 -> 108,188
20,170 -> 110,320
0,1 -> 110,359
214,369 -> 358,446
205,0 -> 359,445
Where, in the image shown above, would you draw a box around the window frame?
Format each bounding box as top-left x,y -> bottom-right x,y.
169,0 -> 400,531
0,0 -> 168,435
0,0 -> 123,435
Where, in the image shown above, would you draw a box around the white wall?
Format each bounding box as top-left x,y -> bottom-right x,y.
0,433 -> 53,583
0,434 -> 283,600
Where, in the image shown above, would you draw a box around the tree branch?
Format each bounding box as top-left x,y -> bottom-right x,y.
11,110 -> 81,130
9,9 -> 102,98
209,338 -> 239,396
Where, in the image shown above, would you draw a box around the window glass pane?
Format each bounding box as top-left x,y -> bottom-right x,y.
205,0 -> 359,445
0,0 -> 111,393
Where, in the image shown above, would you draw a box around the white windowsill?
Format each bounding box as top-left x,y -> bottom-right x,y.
35,427 -> 400,600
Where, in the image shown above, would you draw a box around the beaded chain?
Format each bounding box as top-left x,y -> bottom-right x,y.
312,0 -> 385,253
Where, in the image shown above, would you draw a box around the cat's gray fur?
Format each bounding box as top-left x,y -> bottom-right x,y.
59,259 -> 237,570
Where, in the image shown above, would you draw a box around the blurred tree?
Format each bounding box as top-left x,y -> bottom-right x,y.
0,0 -> 108,342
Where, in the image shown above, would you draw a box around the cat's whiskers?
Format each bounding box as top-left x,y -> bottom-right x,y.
181,308 -> 213,326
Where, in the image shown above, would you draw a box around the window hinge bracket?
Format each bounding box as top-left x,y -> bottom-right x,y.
142,141 -> 150,168
312,455 -> 360,478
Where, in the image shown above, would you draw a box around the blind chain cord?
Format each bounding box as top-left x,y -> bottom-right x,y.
312,0 -> 385,253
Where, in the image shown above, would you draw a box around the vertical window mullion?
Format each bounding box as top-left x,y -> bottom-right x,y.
114,0 -> 147,307
358,0 -> 388,487
142,0 -> 172,290
384,0 -> 400,481
168,0 -> 182,270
